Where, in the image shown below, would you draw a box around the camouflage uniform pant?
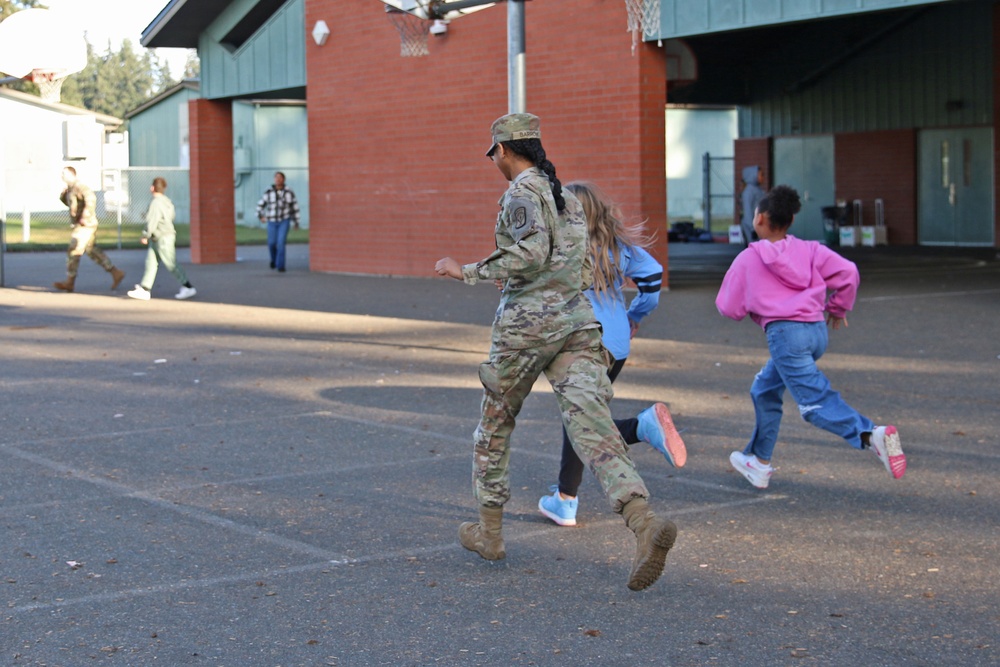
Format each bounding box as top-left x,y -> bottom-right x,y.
66,225 -> 115,278
472,327 -> 649,513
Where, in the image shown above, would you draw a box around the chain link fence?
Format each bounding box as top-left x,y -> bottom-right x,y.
702,153 -> 734,235
1,167 -> 189,248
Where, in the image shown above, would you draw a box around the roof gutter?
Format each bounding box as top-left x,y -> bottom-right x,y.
140,0 -> 188,48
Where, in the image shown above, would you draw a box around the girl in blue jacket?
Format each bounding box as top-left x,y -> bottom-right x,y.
539,181 -> 687,527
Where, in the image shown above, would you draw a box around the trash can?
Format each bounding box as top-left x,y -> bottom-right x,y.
821,204 -> 847,247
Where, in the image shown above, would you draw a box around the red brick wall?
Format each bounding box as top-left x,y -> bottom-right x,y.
733,138 -> 770,223
189,99 -> 236,263
305,0 -> 667,277
834,129 -> 916,245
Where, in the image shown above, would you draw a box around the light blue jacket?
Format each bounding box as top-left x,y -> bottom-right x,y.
587,244 -> 663,361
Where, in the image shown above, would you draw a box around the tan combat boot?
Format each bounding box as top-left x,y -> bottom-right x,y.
110,268 -> 126,290
459,505 -> 505,560
53,276 -> 75,292
622,497 -> 677,591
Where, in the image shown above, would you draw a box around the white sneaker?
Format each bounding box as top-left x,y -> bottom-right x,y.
869,425 -> 906,479
729,451 -> 774,489
175,286 -> 197,300
127,285 -> 151,301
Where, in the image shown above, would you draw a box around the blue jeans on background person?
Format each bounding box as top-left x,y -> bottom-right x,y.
267,218 -> 291,271
744,320 -> 874,463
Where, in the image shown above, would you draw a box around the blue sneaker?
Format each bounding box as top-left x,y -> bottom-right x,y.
538,486 -> 578,526
636,403 -> 687,467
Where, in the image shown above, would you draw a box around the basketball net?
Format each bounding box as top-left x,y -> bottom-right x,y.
624,0 -> 661,55
386,7 -> 431,57
30,69 -> 67,103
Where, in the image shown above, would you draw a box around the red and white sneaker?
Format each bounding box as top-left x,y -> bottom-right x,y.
869,425 -> 906,479
729,451 -> 774,489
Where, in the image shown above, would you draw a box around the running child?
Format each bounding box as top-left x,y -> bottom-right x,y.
538,180 -> 686,527
715,185 -> 906,488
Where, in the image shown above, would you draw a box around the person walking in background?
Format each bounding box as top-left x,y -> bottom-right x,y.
53,166 -> 125,293
435,113 -> 678,591
739,165 -> 765,246
716,185 -> 906,490
538,180 -> 686,528
256,171 -> 300,273
127,177 -> 196,301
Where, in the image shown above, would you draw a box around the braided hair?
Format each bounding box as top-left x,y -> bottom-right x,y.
500,138 -> 566,212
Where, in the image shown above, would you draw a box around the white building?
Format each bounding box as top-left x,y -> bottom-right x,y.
0,87 -> 123,218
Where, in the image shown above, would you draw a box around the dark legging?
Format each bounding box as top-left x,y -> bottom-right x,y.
557,357 -> 641,497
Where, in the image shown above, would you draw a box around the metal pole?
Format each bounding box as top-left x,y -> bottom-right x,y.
508,0 -> 526,113
0,139 -> 5,286
703,152 -> 712,234
117,178 -> 123,250
0,211 -> 5,288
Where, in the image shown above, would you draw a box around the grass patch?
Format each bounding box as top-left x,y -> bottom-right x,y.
1,218 -> 308,251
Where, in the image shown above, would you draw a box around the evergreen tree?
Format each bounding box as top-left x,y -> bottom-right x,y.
71,39 -> 175,119
182,51 -> 200,80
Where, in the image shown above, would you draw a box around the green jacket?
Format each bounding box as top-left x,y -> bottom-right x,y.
144,194 -> 176,240
462,167 -> 599,352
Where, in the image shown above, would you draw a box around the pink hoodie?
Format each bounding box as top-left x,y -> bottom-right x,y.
716,235 -> 859,330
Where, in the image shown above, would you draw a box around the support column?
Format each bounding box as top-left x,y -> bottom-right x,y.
189,99 -> 235,263
636,43 -> 669,278
994,3 -> 1000,248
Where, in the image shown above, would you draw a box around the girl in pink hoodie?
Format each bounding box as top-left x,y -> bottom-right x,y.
716,185 -> 906,489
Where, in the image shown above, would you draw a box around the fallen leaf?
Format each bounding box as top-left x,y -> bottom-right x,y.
583,629 -> 601,637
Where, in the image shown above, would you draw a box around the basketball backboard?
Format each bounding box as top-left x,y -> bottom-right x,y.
379,0 -> 496,22
0,9 -> 87,80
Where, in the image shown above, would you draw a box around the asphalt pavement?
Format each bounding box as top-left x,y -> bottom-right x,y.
1,242 -> 998,666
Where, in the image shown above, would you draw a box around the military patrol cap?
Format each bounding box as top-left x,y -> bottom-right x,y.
486,113 -> 542,156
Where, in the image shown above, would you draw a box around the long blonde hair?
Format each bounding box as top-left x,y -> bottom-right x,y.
566,181 -> 653,300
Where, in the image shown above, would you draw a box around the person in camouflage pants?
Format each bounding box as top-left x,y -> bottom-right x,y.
53,166 -> 125,293
435,113 -> 679,591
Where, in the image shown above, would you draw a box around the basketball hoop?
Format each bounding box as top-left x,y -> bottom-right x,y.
30,69 -> 67,103
624,0 -> 661,55
385,6 -> 431,57
0,9 -> 87,103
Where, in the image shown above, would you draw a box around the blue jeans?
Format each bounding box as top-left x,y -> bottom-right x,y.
744,320 -> 873,462
267,218 -> 291,270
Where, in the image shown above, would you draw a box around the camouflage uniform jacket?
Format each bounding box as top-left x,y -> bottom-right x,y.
461,167 -> 599,352
144,194 -> 177,240
60,182 -> 98,228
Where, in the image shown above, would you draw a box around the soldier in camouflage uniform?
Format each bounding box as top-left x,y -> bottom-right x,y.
435,113 -> 678,591
53,166 -> 125,293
